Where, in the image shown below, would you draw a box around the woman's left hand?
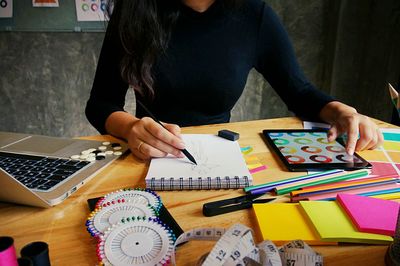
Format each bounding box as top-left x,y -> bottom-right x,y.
319,101 -> 384,155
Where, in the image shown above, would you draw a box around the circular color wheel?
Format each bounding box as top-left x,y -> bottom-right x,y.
273,138 -> 290,145
316,137 -> 333,144
300,146 -> 322,154
326,145 -> 346,153
293,138 -> 313,145
279,146 -> 297,154
288,132 -> 306,137
268,133 -> 284,138
285,155 -> 306,164
309,155 -> 333,163
336,154 -> 361,163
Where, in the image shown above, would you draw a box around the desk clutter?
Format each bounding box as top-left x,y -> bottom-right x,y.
84,188 -> 325,265
70,141 -> 123,162
0,237 -> 50,266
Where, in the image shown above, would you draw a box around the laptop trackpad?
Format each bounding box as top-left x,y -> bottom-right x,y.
4,136 -> 75,154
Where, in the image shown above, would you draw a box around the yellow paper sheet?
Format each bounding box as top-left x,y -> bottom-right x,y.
383,141 -> 400,152
245,155 -> 259,164
252,203 -> 334,245
387,151 -> 400,163
359,150 -> 388,162
299,201 -> 393,244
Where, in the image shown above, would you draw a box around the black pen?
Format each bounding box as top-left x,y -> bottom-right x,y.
136,99 -> 197,165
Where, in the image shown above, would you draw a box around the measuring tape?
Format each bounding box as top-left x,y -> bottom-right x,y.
98,222 -> 323,266
95,188 -> 162,212
172,224 -> 323,266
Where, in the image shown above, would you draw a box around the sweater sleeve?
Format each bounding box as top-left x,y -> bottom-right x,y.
85,9 -> 129,134
254,3 -> 334,121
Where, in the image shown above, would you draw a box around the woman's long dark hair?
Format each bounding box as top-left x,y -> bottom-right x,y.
107,0 -> 240,99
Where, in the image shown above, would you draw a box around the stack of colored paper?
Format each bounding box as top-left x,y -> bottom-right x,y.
253,195 -> 397,245
242,151 -> 267,174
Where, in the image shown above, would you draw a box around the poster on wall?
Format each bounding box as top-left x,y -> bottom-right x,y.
75,0 -> 108,21
0,0 -> 13,18
32,0 -> 59,7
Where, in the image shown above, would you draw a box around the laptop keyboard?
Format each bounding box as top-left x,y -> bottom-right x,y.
0,151 -> 91,191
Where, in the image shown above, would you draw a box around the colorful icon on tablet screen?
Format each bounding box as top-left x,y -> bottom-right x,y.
294,138 -> 313,145
317,137 -> 334,145
336,154 -> 361,163
310,155 -> 333,163
288,132 -> 306,137
279,146 -> 297,154
273,138 -> 290,145
269,133 -> 284,138
301,146 -> 322,154
326,145 -> 346,153
285,155 -> 306,164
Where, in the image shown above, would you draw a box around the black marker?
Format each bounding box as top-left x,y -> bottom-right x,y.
136,99 -> 197,165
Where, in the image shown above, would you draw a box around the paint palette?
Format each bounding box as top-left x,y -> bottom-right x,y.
262,129 -> 371,172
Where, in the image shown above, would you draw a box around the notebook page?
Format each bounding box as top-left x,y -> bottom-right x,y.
145,134 -> 251,180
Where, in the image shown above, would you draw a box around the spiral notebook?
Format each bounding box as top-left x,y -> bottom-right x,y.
145,134 -> 252,190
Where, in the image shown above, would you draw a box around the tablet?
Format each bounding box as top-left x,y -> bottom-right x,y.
262,129 -> 372,172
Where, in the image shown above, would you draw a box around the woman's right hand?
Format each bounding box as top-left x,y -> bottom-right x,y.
125,117 -> 186,160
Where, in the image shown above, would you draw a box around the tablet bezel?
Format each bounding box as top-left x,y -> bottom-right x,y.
262,129 -> 372,172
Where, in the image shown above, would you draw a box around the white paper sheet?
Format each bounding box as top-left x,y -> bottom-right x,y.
146,134 -> 251,180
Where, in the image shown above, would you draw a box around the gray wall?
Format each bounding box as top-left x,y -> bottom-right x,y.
1,0 -> 400,137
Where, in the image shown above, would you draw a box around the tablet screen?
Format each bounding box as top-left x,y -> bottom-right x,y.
262,129 -> 371,172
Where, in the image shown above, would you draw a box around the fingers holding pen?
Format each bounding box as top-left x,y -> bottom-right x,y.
127,117 -> 185,160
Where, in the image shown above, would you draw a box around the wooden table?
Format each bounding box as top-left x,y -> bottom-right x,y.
0,117 -> 397,265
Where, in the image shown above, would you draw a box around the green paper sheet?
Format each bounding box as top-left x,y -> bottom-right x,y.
299,201 -> 393,244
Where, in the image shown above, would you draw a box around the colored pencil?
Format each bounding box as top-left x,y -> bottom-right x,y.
290,176 -> 397,196
275,169 -> 370,195
244,169 -> 343,194
372,192 -> 400,200
291,183 -> 400,202
291,179 -> 398,200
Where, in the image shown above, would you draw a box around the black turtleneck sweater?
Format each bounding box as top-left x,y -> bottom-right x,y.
86,0 -> 334,134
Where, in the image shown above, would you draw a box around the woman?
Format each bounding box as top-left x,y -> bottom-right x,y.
86,0 -> 383,160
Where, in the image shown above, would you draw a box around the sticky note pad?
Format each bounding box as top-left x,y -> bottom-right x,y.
300,201 -> 393,244
337,193 -> 400,236
252,203 -> 332,245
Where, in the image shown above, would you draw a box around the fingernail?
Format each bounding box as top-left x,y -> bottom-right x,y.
347,149 -> 354,156
177,142 -> 185,149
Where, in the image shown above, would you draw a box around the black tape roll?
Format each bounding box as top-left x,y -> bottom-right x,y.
20,242 -> 50,266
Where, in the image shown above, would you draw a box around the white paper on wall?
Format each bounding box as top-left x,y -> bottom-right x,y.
75,0 -> 108,21
0,0 -> 13,18
32,0 -> 59,7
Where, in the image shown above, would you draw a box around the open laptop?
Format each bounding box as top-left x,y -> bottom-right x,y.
0,131 -> 128,208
